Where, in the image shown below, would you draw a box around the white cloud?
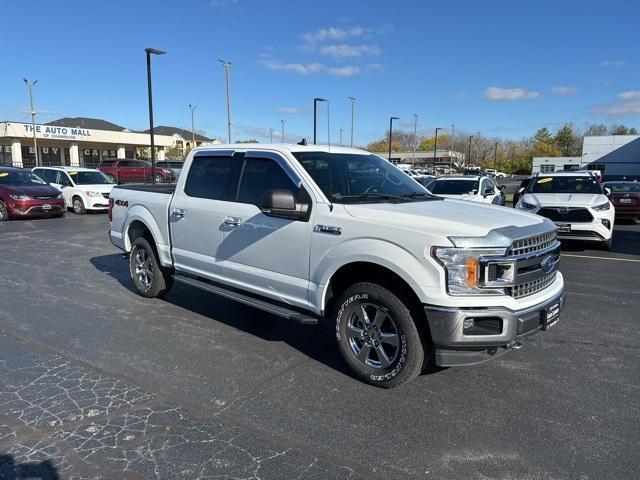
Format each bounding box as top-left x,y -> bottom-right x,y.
327,65 -> 360,77
260,60 -> 324,75
318,43 -> 380,58
594,90 -> 640,116
363,63 -> 383,73
277,107 -> 299,114
484,87 -> 539,101
600,59 -> 626,67
551,86 -> 578,95
301,26 -> 368,44
210,0 -> 238,6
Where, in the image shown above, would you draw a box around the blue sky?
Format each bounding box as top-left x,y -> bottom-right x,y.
1,0 -> 638,145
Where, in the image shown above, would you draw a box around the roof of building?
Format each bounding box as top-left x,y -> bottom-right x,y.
46,117 -> 129,132
142,126 -> 212,142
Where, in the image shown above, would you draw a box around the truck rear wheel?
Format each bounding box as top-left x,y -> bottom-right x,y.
130,237 -> 173,298
333,282 -> 426,388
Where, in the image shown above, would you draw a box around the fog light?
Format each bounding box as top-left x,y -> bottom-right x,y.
601,219 -> 611,229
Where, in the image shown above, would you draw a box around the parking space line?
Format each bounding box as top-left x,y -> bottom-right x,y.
561,253 -> 640,263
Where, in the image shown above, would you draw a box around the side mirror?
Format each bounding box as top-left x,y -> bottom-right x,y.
260,189 -> 308,220
483,188 -> 495,197
603,187 -> 611,195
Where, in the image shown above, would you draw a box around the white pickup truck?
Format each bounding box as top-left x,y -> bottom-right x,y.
108,144 -> 565,388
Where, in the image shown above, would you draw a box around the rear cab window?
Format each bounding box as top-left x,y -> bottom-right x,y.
184,155 -> 236,200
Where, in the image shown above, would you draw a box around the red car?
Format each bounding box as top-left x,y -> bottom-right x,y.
0,167 -> 65,221
98,158 -> 173,184
603,181 -> 640,220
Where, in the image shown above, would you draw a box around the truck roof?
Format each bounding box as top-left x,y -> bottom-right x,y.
190,143 -> 370,156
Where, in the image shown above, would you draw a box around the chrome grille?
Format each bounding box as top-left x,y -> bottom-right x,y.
507,271 -> 557,299
508,231 -> 557,256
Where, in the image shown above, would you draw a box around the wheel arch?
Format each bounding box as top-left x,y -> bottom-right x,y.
123,206 -> 172,267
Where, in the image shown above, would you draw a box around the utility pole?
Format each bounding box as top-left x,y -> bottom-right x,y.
23,79 -> 39,167
188,104 -> 197,150
219,59 -> 232,143
450,124 -> 455,173
467,135 -> 474,167
494,142 -> 499,172
412,114 -> 418,167
434,127 -> 443,173
348,96 -> 355,147
145,48 -> 166,183
339,128 -> 343,146
269,128 -> 273,143
313,97 -> 327,144
281,119 -> 286,143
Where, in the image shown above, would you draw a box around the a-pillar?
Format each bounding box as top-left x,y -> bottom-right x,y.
69,142 -> 80,167
117,145 -> 125,159
11,139 -> 22,167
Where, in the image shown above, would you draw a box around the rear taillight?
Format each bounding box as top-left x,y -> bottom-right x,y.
108,197 -> 114,221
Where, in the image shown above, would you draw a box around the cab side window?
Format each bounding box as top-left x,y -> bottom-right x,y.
237,158 -> 297,206
59,172 -> 73,187
184,155 -> 235,200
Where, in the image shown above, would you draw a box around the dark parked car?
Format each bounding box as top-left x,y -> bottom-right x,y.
0,167 -> 65,221
98,159 -> 173,184
155,160 -> 184,179
512,177 -> 531,207
603,181 -> 640,220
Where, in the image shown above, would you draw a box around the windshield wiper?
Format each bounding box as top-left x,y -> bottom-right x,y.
338,193 -> 408,203
401,191 -> 438,200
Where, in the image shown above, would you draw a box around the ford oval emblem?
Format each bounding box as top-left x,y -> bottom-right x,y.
541,255 -> 556,272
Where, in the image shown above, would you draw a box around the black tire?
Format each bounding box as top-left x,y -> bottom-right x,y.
129,237 -> 173,298
0,200 -> 9,221
333,282 -> 426,388
154,174 -> 164,184
72,196 -> 86,214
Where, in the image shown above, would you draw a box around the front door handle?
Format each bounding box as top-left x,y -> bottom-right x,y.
224,216 -> 242,227
172,208 -> 186,218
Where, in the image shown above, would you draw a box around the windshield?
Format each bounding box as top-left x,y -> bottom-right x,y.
529,176 -> 602,194
71,171 -> 115,185
603,182 -> 640,193
429,179 -> 479,195
0,170 -> 47,186
293,152 -> 433,203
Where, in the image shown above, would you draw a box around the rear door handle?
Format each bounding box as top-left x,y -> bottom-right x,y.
172,208 -> 186,218
224,216 -> 242,227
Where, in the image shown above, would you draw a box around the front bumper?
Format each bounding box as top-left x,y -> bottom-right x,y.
425,286 -> 566,367
10,200 -> 65,218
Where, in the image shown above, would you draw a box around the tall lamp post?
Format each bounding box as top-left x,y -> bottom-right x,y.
494,142 -> 499,172
219,59 -> 232,143
348,96 -> 356,147
23,79 -> 39,167
450,124 -> 455,172
467,135 -> 474,167
339,128 -> 343,146
313,97 -> 327,144
188,104 -> 197,151
433,127 -> 443,172
412,114 -> 418,166
269,128 -> 273,143
281,119 -> 286,143
145,48 -> 166,184
388,116 -> 399,161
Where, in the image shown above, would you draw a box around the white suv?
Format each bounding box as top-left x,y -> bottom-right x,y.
32,166 -> 115,214
516,171 -> 615,249
428,175 -> 505,206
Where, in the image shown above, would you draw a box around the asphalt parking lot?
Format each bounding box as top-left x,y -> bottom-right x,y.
1,213 -> 639,480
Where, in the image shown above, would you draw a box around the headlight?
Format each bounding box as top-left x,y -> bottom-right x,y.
593,201 -> 610,211
9,194 -> 32,200
85,191 -> 102,197
431,247 -> 507,295
519,200 -> 538,210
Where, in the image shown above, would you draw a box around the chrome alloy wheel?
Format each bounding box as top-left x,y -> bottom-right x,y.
134,249 -> 153,290
346,303 -> 400,368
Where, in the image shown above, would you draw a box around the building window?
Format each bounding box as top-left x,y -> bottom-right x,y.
0,146 -> 12,166
41,147 -> 61,166
540,164 -> 555,173
21,146 -> 37,169
83,149 -> 100,168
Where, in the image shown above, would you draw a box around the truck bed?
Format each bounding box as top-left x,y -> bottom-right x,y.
113,184 -> 176,194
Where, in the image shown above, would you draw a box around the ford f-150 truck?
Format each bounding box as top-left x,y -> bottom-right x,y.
109,144 -> 565,388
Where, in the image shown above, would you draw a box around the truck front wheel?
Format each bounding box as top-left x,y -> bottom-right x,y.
333,282 -> 426,388
129,237 -> 173,298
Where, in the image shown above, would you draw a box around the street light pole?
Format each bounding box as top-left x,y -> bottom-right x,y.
494,142 -> 499,172
339,128 -> 343,146
388,116 -> 399,162
281,119 -> 286,143
188,104 -> 197,151
269,128 -> 273,143
450,124 -> 455,172
467,135 -> 474,167
145,48 -> 166,184
348,96 -> 355,147
412,114 -> 418,167
219,59 -> 232,143
23,79 -> 39,167
433,127 -> 443,172
313,97 -> 327,144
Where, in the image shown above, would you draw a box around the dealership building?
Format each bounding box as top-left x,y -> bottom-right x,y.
0,117 -> 215,169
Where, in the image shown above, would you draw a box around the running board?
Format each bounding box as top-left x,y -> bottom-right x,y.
173,275 -> 319,325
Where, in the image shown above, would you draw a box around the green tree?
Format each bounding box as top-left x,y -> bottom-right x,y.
610,124 -> 639,135
554,124 -> 581,156
366,139 -> 402,153
533,127 -> 553,145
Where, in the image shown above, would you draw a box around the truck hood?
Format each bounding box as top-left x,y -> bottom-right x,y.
436,193 -> 481,201
343,199 -> 543,238
522,193 -> 608,208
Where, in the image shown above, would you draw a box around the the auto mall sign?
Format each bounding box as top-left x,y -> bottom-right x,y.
21,123 -> 92,140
